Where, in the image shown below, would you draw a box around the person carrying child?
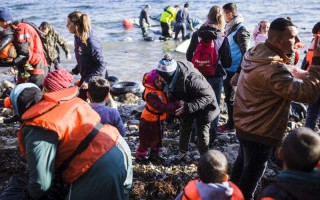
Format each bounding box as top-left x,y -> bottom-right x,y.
253,20 -> 270,45
136,68 -> 180,164
259,127 -> 320,200
87,76 -> 126,136
175,149 -> 244,200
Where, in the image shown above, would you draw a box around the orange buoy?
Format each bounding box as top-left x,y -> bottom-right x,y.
122,19 -> 134,28
4,97 -> 12,108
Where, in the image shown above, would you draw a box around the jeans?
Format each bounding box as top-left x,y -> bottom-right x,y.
179,114 -> 211,155
230,136 -> 273,200
305,96 -> 320,130
206,76 -> 223,140
223,71 -> 236,129
174,22 -> 186,40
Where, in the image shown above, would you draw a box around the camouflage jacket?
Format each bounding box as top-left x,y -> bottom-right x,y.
42,26 -> 70,63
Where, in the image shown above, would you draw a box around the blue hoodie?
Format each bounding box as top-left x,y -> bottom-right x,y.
72,30 -> 107,85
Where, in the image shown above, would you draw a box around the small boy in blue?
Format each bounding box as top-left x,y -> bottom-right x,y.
87,76 -> 126,136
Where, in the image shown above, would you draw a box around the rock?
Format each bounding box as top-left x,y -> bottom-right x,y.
287,121 -> 296,130
127,119 -> 140,126
162,138 -> 179,146
128,125 -> 138,131
221,143 -> 239,164
1,108 -> 13,117
3,80 -> 14,89
218,134 -> 230,142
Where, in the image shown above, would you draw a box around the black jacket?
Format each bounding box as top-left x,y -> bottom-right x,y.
186,26 -> 232,77
167,61 -> 219,123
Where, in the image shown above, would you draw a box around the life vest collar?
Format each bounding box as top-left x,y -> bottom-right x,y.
22,87 -> 79,121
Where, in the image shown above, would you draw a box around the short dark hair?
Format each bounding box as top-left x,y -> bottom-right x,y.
268,18 -> 296,40
282,127 -> 320,172
222,3 -> 237,17
88,77 -> 110,103
39,21 -> 50,30
197,150 -> 228,183
312,22 -> 320,34
184,3 -> 189,8
269,18 -> 296,32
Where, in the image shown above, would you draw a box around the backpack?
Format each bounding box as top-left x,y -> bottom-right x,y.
192,39 -> 218,76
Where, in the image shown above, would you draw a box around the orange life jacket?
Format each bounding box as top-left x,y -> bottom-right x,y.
141,73 -> 167,121
181,180 -> 244,200
306,41 -> 314,71
0,42 -> 16,59
15,22 -> 48,67
18,87 -> 119,184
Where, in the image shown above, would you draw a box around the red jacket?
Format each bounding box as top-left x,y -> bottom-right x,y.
14,22 -> 47,67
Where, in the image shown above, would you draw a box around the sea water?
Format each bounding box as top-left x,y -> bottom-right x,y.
1,0 -> 320,82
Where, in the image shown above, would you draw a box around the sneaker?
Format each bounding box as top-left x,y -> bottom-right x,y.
135,156 -> 150,165
170,152 -> 187,165
217,124 -> 235,134
149,152 -> 165,164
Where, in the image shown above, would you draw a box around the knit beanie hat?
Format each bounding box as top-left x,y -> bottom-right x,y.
0,8 -> 13,22
156,53 -> 177,83
43,68 -> 74,92
10,83 -> 42,118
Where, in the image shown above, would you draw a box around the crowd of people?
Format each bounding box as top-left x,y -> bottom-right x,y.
0,2 -> 320,200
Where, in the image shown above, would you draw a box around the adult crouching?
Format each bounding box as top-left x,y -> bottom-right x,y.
10,83 -> 132,200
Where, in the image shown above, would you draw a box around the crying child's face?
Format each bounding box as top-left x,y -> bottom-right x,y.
154,77 -> 164,90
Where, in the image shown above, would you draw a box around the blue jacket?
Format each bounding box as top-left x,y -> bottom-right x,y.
90,102 -> 126,136
72,30 -> 107,84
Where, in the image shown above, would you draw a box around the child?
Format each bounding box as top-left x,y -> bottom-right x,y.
87,76 -> 126,136
136,68 -> 180,164
43,68 -> 74,92
175,150 -> 244,200
253,20 -> 269,45
259,127 -> 320,200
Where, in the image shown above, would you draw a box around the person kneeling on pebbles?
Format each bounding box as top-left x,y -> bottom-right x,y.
6,83 -> 132,200
136,68 -> 181,164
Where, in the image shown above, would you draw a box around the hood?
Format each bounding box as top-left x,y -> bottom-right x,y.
10,83 -> 42,117
241,42 -> 286,73
197,181 -> 233,200
275,170 -> 320,200
198,24 -> 223,40
225,15 -> 244,35
143,69 -> 159,90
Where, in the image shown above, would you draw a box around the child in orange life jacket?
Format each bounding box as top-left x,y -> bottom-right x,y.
258,127 -> 320,200
175,150 -> 244,200
253,20 -> 269,45
136,69 -> 180,164
301,22 -> 320,71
